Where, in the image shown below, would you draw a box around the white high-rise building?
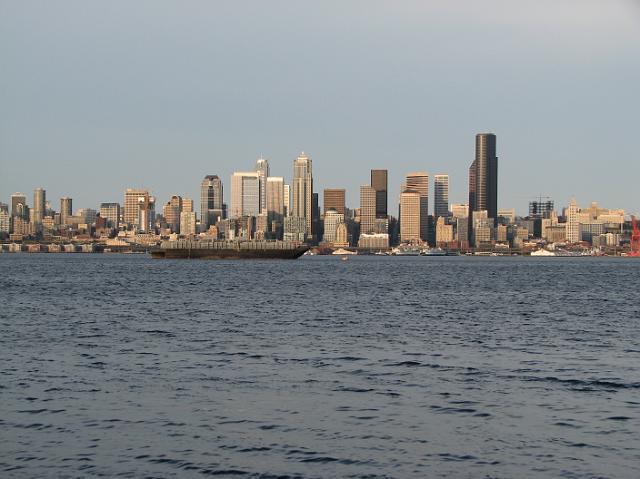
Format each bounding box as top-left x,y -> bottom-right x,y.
322,209 -> 344,244
180,211 -> 197,236
292,152 -> 313,238
230,172 -> 260,218
434,174 -> 449,218
256,157 -> 270,214
566,198 -> 579,243
283,184 -> 290,217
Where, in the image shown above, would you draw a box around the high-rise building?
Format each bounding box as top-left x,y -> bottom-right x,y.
163,195 -> 182,232
283,184 -> 290,217
256,157 -> 270,214
32,187 -> 46,225
566,198 -> 579,243
324,188 -> 346,216
11,193 -> 28,219
359,185 -> 376,234
99,203 -> 120,229
182,198 -> 194,213
405,172 -> 429,241
230,172 -> 260,218
0,203 -> 9,235
468,133 -> 498,226
435,216 -> 454,245
434,174 -> 449,218
292,152 -> 313,239
400,189 -> 421,243
60,197 -> 73,225
451,203 -> 469,219
200,175 -> 224,229
322,209 -> 344,244
124,189 -> 154,231
180,211 -> 197,236
266,176 -> 284,233
371,169 -> 388,218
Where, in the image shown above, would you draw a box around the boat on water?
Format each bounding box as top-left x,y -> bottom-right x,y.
530,248 -> 556,257
392,245 -> 422,256
151,239 -> 309,259
422,247 -> 447,256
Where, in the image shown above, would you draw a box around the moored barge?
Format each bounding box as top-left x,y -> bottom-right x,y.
151,239 -> 309,259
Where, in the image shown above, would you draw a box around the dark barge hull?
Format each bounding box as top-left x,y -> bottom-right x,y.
151,246 -> 309,259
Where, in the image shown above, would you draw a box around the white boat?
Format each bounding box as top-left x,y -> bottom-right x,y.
393,245 -> 422,256
531,249 -> 556,257
422,247 -> 447,256
332,248 -> 356,255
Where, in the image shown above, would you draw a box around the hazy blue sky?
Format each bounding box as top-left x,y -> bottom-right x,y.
1,0 -> 639,215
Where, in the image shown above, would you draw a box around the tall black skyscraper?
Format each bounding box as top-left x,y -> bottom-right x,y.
370,169 -> 388,218
468,133 -> 498,224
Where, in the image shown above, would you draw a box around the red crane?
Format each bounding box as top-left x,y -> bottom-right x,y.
631,215 -> 640,257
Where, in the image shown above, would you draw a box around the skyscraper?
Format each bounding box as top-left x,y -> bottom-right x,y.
400,189 -> 421,243
256,157 -> 270,214
99,203 -> 120,229
370,169 -> 388,218
200,175 -> 224,229
124,189 -> 150,226
359,185 -> 376,234
566,197 -> 579,243
283,184 -> 290,217
11,193 -> 27,219
324,188 -> 346,216
433,174 -> 449,218
405,172 -> 429,241
33,187 -> 46,225
468,133 -> 498,224
230,172 -> 260,218
266,176 -> 285,232
60,197 -> 73,225
163,195 -> 182,232
292,152 -> 313,239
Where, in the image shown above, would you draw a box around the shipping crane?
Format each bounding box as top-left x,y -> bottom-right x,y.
631,215 -> 640,257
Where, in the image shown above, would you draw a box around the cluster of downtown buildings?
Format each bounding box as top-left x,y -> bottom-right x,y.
0,133 -> 633,253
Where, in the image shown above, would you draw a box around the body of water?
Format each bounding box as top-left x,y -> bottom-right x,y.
1,255 -> 639,478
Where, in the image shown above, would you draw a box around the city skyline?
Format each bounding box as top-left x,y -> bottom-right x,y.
2,2 -> 639,214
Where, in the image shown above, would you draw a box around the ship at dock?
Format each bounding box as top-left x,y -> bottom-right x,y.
151,239 -> 309,259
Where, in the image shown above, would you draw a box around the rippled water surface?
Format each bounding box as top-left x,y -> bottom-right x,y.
1,254 -> 639,478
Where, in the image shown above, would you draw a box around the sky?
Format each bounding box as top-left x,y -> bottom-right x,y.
1,0 -> 639,216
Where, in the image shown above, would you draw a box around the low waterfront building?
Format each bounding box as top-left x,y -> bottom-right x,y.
358,233 -> 389,249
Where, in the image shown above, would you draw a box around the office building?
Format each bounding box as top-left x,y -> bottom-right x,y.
0,203 -> 9,235
99,203 -> 120,229
230,172 -> 260,218
266,176 -> 285,233
11,193 -> 28,220
358,233 -> 389,249
435,216 -> 454,245
180,211 -> 197,236
371,169 -> 388,218
405,172 -> 429,241
322,209 -> 344,244
283,184 -> 290,217
182,198 -> 194,213
124,189 -> 154,230
566,198 -> 579,243
284,216 -> 306,242
292,152 -> 313,239
359,185 -> 376,234
472,210 -> 492,247
32,188 -> 46,225
200,175 -> 224,229
163,195 -> 182,232
324,188 -> 346,216
256,157 -> 270,214
400,189 -> 421,243
60,197 -> 73,226
451,203 -> 469,219
497,208 -> 516,224
468,133 -> 498,225
433,174 -> 449,218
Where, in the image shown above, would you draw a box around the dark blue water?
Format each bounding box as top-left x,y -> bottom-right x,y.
1,255 -> 639,478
